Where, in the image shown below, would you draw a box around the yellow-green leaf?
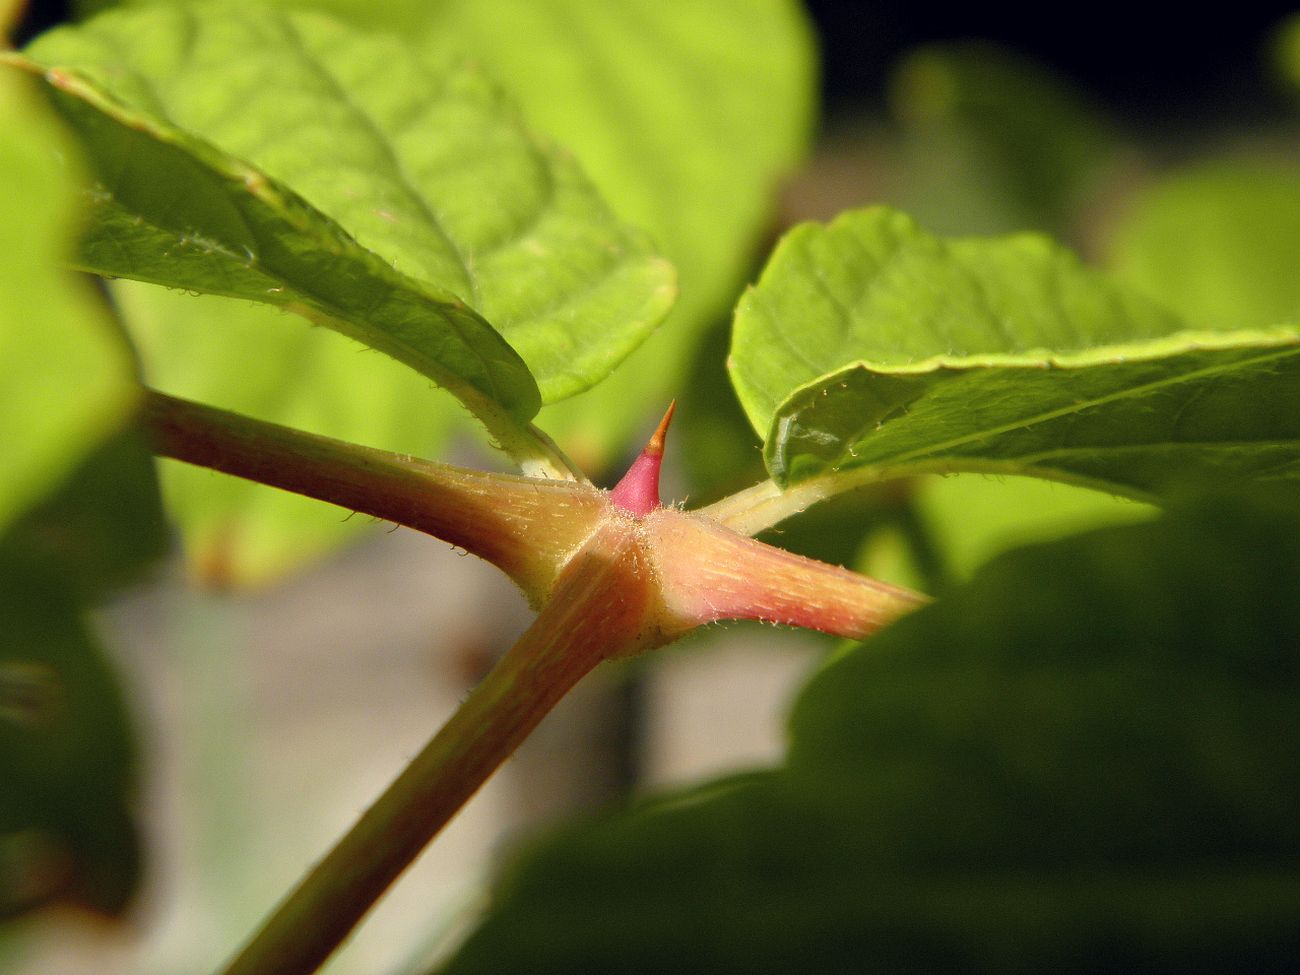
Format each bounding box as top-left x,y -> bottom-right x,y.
730,207 -> 1299,499
0,53 -> 134,535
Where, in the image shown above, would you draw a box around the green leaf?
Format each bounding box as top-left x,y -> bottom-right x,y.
57,0 -> 812,467
114,282 -> 459,585
439,491 -> 1300,973
0,549 -> 140,918
75,0 -> 433,33
0,427 -> 161,919
910,473 -> 1156,587
13,3 -> 675,429
424,0 -> 815,464
5,425 -> 168,599
729,207 -> 1299,497
0,53 -> 134,536
1108,162 -> 1300,330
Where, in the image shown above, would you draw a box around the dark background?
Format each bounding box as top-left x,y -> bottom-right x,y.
17,1 -> 1300,123
806,0 -> 1298,122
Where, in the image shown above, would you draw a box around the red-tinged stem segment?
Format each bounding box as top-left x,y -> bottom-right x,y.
217,523 -> 655,975
146,390 -> 927,975
648,508 -> 927,640
142,390 -> 604,603
609,400 -> 675,515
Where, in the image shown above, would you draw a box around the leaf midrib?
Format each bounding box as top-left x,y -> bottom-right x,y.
276,15 -> 480,307
32,57 -> 525,412
785,344 -> 1298,474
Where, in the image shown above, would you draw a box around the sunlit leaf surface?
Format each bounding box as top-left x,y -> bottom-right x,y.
15,4 -> 675,414
426,0 -> 815,464
729,207 -> 1299,497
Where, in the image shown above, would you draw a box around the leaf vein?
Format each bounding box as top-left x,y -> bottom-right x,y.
277,16 -> 481,308
833,346 -> 1298,469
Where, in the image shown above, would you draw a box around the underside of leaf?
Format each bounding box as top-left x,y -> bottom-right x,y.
13,3 -> 676,426
729,207 -> 1300,501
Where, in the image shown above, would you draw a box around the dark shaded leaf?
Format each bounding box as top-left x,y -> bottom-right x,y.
0,551 -> 139,918
441,490 -> 1300,974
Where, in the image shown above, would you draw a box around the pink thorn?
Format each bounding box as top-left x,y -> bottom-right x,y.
609,401 -> 676,516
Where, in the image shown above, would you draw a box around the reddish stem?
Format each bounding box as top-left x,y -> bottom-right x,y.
217,523 -> 654,975
143,390 -> 604,603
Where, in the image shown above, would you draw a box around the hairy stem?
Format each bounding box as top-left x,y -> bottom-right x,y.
648,507 -> 928,638
217,524 -> 653,975
141,390 -> 604,600
146,387 -> 926,975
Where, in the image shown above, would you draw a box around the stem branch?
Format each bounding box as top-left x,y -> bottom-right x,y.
141,390 -> 604,599
217,524 -> 652,975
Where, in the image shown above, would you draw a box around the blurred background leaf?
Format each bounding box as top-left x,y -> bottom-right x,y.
74,0 -> 433,32
1106,161 -> 1300,329
0,552 -> 140,919
884,42 -> 1118,238
0,421 -> 168,921
0,48 -> 135,537
901,473 -> 1156,588
5,427 -> 168,600
1272,11 -> 1300,98
439,489 -> 1300,973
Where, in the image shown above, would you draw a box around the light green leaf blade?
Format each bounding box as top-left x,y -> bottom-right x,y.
0,55 -> 135,535
1108,162 -> 1300,330
439,491 -> 1300,973
424,0 -> 815,464
114,282 -> 459,585
909,473 -> 1157,586
74,0 -> 431,33
730,207 -> 1299,497
6,46 -> 537,433
15,3 -> 676,421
